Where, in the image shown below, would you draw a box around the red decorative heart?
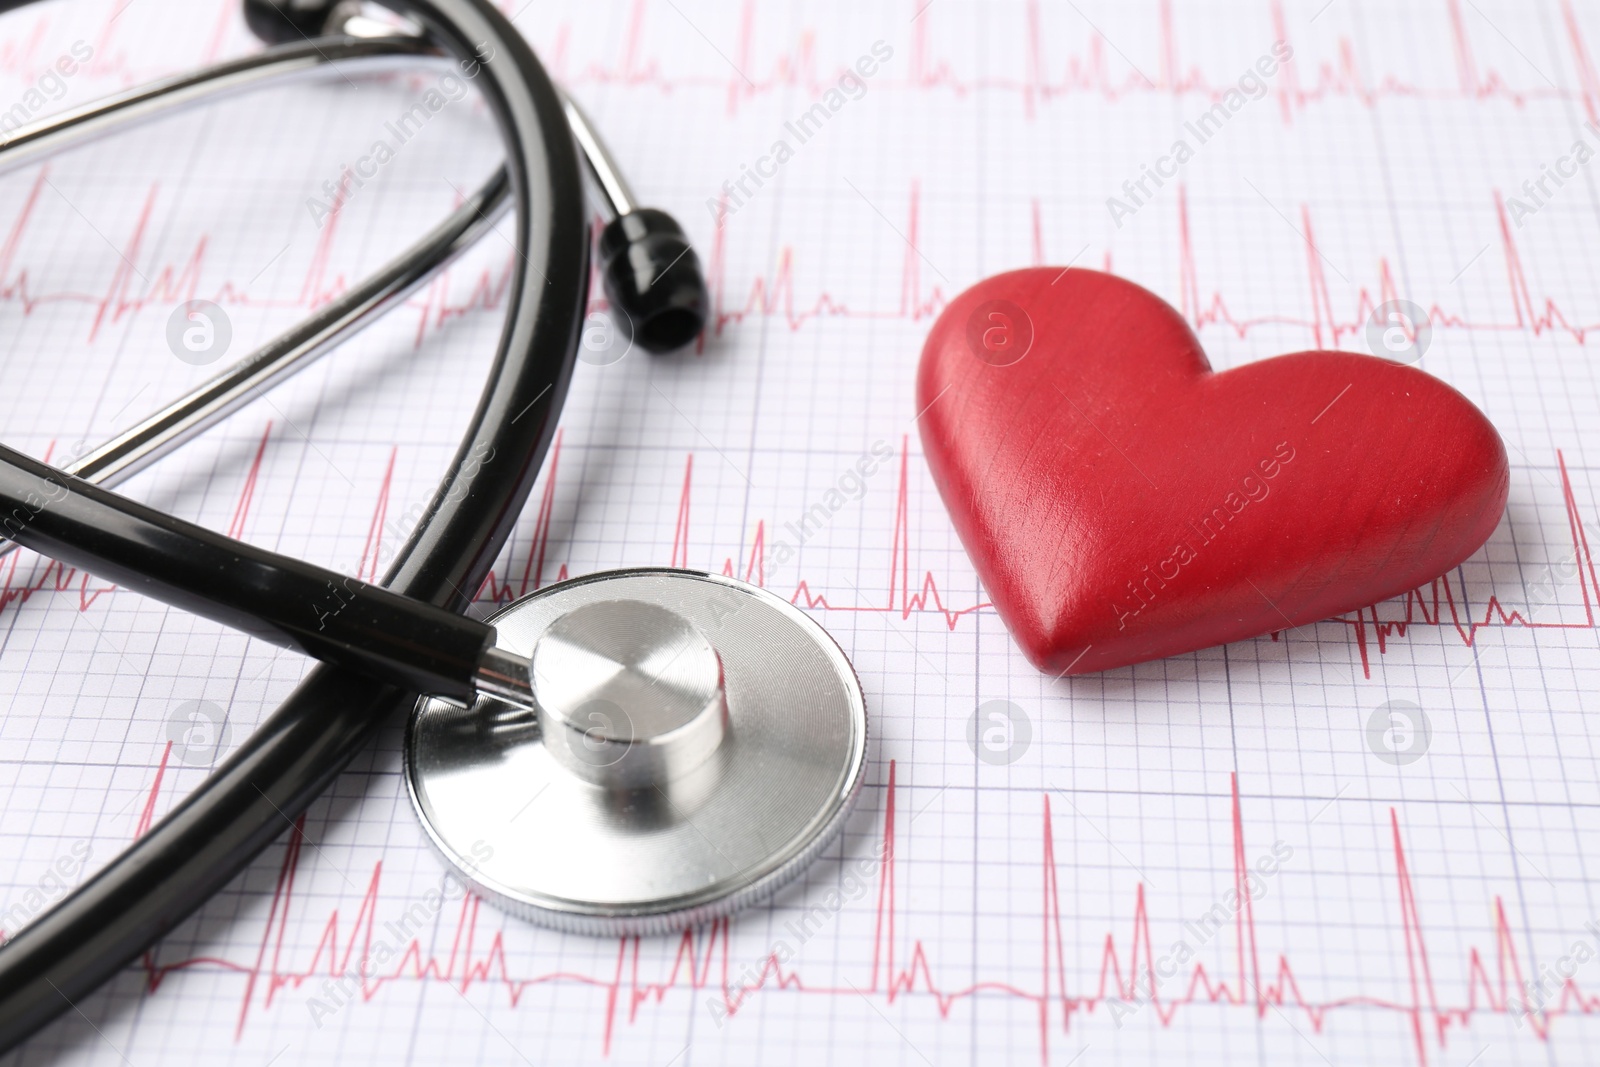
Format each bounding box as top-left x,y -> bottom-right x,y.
916,269 -> 1509,675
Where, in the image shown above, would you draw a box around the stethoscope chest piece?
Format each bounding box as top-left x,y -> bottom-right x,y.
404,568 -> 869,935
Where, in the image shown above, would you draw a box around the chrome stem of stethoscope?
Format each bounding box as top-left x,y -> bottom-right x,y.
0,29 -> 704,560
47,169 -> 504,488
472,643 -> 536,706
0,35 -> 434,175
561,91 -> 635,218
0,8 -> 857,1024
0,36 -> 504,560
0,0 -> 603,1043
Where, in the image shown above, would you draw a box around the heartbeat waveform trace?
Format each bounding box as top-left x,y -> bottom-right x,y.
1335,449 -> 1600,675
1171,183 -> 1600,348
0,165 -> 525,346
6,140 -> 1600,359
0,739 -> 173,945
94,760 -> 1593,1067
6,4 -> 1600,1063
702,180 -> 1600,350
0,425 -> 272,616
472,436 -> 992,626
4,409 -> 1597,674
517,0 -> 1600,123
6,0 -> 1597,122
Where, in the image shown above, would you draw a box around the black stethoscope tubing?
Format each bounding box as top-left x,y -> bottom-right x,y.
0,0 -> 588,1049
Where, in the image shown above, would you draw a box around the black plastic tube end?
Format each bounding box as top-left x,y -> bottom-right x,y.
598,209 -> 709,353
242,0 -> 346,44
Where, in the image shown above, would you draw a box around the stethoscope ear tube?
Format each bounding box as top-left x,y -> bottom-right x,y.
0,0 -> 588,1050
0,443 -> 499,704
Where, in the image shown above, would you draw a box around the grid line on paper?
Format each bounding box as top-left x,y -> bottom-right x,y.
3,2 -> 1600,1066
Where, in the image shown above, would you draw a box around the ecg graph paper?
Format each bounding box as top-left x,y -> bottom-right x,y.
3,0 -> 1600,1065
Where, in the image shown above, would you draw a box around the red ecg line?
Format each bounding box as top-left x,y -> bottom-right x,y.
4,7 -> 1600,350
102,760 -> 1594,1066
4,2 -> 1600,1059
4,134 -> 1599,364
527,0 -> 1600,122
6,422 -> 1598,674
7,171 -> 1598,361
707,178 -> 1600,348
8,0 -> 1596,118
1337,452 -> 1600,675
0,422 -> 274,615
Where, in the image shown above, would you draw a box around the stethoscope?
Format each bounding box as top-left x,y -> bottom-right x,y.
0,0 -> 868,1050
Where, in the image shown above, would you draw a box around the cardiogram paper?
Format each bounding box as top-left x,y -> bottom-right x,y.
3,2 -> 1600,1065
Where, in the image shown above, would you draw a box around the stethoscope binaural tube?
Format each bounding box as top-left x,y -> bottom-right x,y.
0,0 -> 590,1050
0,34 -> 512,510
0,22 -> 707,526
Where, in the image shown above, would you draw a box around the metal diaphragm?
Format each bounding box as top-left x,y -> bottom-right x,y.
404,568 -> 869,936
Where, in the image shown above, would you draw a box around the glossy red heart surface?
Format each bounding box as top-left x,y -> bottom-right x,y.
916,269 -> 1509,675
